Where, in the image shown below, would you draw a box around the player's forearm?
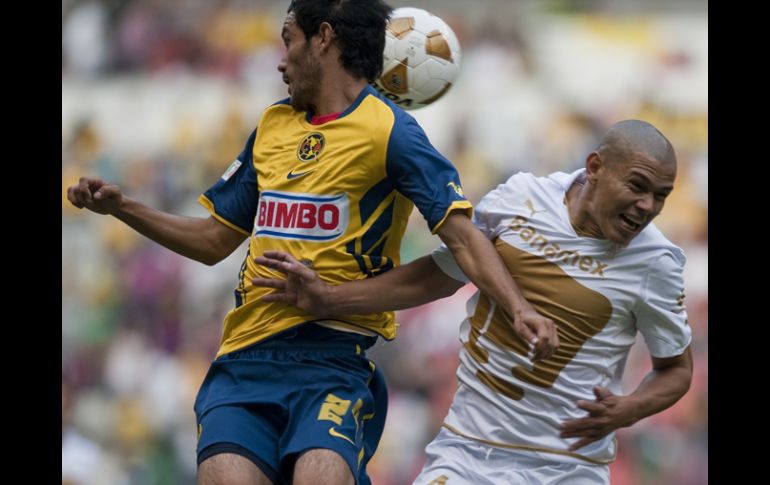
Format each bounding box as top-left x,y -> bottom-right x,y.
324,256 -> 462,314
112,197 -> 240,265
438,214 -> 530,318
624,347 -> 693,425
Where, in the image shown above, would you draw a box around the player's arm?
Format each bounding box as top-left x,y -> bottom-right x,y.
561,249 -> 693,450
560,346 -> 693,451
436,211 -> 558,360
626,348 -> 693,418
254,252 -> 464,316
67,176 -> 247,265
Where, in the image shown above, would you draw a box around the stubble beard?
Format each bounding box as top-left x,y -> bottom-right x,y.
290,48 -> 322,112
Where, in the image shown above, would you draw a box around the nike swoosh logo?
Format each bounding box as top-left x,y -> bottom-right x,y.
328,427 -> 355,446
287,168 -> 317,180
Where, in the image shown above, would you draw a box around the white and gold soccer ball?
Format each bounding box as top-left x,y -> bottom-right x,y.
373,7 -> 461,110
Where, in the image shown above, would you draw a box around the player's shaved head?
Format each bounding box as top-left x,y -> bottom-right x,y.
596,120 -> 676,170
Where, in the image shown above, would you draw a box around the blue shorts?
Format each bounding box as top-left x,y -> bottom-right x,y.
194,324 -> 387,485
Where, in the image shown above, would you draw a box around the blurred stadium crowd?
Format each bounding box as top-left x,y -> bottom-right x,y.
62,1 -> 707,484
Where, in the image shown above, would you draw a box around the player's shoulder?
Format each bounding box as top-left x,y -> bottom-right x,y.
270,97 -> 292,107
504,169 -> 576,188
544,169 -> 583,191
475,172 -> 551,214
256,98 -> 296,125
491,170 -> 572,197
262,97 -> 293,114
361,85 -> 418,127
631,223 -> 687,267
365,85 -> 405,112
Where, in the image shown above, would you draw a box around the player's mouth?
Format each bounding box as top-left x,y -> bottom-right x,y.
618,214 -> 643,235
283,75 -> 292,95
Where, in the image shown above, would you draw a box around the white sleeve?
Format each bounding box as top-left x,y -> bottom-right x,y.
635,250 -> 692,358
431,244 -> 469,283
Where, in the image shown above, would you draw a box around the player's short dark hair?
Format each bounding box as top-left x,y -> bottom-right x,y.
288,0 -> 392,82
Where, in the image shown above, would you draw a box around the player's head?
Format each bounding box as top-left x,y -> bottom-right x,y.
288,0 -> 391,81
279,0 -> 391,111
583,120 -> 677,246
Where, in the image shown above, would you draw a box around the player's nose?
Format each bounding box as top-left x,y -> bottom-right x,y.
634,192 -> 654,214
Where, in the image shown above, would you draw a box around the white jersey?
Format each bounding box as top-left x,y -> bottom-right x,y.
431,169 -> 691,465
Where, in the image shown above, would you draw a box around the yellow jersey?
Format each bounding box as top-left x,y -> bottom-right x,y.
200,85 -> 472,356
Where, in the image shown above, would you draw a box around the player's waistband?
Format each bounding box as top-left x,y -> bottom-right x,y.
219,322 -> 378,359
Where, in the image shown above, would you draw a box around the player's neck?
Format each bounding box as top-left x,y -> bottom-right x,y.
312,73 -> 368,116
566,180 -> 602,239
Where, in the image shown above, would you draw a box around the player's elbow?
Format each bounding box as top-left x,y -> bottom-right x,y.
194,241 -> 233,266
198,217 -> 247,265
198,243 -> 237,266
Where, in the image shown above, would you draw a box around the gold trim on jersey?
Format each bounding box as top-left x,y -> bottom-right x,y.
432,201 -> 473,234
198,195 -> 252,236
441,422 -> 615,465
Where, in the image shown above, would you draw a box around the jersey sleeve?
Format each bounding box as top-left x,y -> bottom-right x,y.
198,129 -> 259,236
635,250 -> 692,358
386,112 -> 472,233
430,244 -> 469,283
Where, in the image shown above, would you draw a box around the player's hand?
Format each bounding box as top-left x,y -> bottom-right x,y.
66,177 -> 124,215
512,307 -> 559,361
559,386 -> 635,451
253,250 -> 331,316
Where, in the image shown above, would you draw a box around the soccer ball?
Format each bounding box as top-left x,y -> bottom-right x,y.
373,7 -> 461,110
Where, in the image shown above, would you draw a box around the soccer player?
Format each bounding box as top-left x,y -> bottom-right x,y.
65,1 -> 557,484
253,120 -> 694,484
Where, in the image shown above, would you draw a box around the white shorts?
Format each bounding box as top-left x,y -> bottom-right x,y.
413,427 -> 610,485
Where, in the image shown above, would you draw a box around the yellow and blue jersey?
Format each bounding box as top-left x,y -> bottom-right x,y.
199,85 -> 472,356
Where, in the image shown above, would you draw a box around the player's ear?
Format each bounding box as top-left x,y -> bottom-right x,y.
317,22 -> 335,52
585,152 -> 602,184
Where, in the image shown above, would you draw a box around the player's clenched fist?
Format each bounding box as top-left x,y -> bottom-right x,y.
66,177 -> 123,215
